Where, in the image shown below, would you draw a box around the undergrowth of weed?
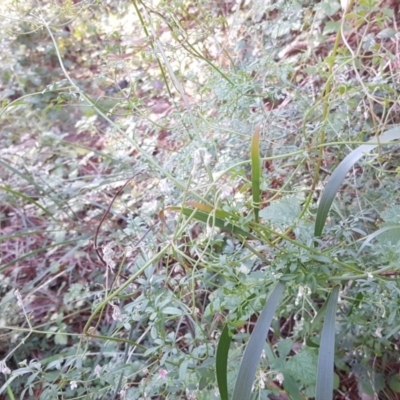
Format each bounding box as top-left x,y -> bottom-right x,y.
1,0 -> 400,399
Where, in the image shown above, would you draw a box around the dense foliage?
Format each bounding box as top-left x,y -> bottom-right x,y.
1,0 -> 400,399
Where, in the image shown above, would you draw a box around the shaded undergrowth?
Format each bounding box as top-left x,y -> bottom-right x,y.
1,0 -> 400,399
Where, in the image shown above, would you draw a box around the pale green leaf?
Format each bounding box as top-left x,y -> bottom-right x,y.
54,333 -> 68,345
381,205 -> 400,223
286,347 -> 318,386
259,196 -> 301,228
277,338 -> 294,359
377,28 -> 396,39
162,307 -> 183,316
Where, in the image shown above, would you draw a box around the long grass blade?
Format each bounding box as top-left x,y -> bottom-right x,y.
0,236 -> 91,272
232,282 -> 286,400
167,205 -> 257,239
316,286 -> 340,400
0,158 -> 52,202
251,126 -> 261,223
314,127 -> 400,238
0,185 -> 56,221
356,225 -> 400,256
0,375 -> 17,396
216,324 -> 233,400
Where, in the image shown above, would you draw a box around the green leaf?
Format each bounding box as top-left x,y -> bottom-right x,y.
282,372 -> 303,400
54,332 -> 68,345
306,337 -> 320,348
315,1 -> 341,17
316,286 -> 340,400
216,324 -> 233,400
6,386 -> 16,400
167,205 -> 257,239
259,196 -> 301,228
232,282 -> 286,400
357,224 -> 400,255
389,374 -> 400,393
276,338 -> 294,358
0,375 -> 18,396
310,290 -> 331,332
377,28 -> 396,39
251,126 -> 261,223
314,127 -> 400,239
347,292 -> 363,317
286,347 -> 318,387
381,205 -> 400,223
162,307 -> 183,315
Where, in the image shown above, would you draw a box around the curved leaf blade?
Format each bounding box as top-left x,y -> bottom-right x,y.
216,324 -> 233,400
316,286 -> 340,400
314,127 -> 400,238
357,224 -> 400,256
232,282 -> 286,400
